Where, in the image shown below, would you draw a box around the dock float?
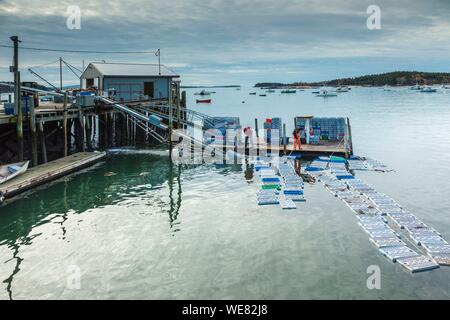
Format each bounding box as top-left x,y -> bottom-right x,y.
0,151 -> 106,203
306,156 -> 448,273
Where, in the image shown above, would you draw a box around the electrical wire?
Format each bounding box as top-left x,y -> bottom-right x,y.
0,44 -> 159,55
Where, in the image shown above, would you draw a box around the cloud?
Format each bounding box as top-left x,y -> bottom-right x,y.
1,0 -> 450,85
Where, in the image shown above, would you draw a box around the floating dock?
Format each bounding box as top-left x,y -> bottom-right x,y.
254,142 -> 349,158
0,151 -> 106,202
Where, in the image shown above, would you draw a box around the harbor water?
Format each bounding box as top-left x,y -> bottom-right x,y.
1,87 -> 450,299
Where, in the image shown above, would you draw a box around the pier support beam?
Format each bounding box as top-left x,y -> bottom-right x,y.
107,112 -> 113,148
77,105 -> 86,152
38,122 -> 47,163
85,115 -> 93,151
16,73 -> 23,161
29,95 -> 38,166
255,118 -> 259,155
10,36 -> 23,162
63,92 -> 68,157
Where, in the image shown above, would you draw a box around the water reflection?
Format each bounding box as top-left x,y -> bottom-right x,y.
0,153 -> 181,299
168,164 -> 182,232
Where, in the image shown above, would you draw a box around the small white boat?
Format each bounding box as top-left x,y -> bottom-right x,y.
0,161 -> 30,184
420,86 -> 437,93
383,85 -> 392,91
316,89 -> 338,97
335,86 -> 349,93
410,83 -> 423,90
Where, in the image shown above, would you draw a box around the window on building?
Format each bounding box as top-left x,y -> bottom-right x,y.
86,78 -> 94,88
144,82 -> 154,98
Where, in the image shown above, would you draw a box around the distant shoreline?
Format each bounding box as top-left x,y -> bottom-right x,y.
255,71 -> 450,88
181,85 -> 241,89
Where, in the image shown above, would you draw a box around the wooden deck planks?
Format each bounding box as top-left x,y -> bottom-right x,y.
0,151 -> 106,201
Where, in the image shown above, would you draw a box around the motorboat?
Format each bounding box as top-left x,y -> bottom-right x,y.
335,86 -> 349,93
410,83 -> 423,90
281,89 -> 296,94
196,98 -> 212,103
420,86 -> 437,93
194,90 -> 212,96
316,90 -> 338,97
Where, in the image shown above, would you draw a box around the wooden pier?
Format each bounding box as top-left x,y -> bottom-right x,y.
0,151 -> 106,202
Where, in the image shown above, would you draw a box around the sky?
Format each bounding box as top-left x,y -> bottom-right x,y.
1,0 -> 450,86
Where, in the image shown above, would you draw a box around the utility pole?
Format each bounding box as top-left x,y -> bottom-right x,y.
157,49 -> 161,76
10,35 -> 23,161
59,57 -> 63,91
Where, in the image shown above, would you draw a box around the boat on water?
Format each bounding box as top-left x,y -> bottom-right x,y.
259,94 -> 267,97
420,86 -> 437,93
196,98 -> 212,103
0,161 -> 30,185
316,90 -> 338,97
442,85 -> 450,89
383,85 -> 392,91
194,89 -> 212,96
266,89 -> 276,93
335,86 -> 349,93
249,92 -> 257,95
410,83 -> 423,90
281,89 -> 296,94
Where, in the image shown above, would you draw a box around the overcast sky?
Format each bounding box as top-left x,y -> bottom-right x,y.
1,0 -> 450,86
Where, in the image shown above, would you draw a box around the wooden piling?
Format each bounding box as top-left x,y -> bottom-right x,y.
29,95 -> 38,166
98,114 -> 105,148
78,105 -> 86,152
169,82 -> 173,160
85,116 -> 93,151
16,72 -> 23,161
255,118 -> 259,155
63,92 -> 68,157
108,112 -> 114,147
38,122 -> 47,163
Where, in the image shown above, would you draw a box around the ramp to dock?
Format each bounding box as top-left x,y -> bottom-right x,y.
0,152 -> 106,202
97,97 -> 169,143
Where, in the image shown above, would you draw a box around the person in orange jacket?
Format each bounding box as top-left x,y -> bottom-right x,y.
293,129 -> 302,150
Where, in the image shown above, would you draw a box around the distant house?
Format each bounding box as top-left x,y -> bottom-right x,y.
80,62 -> 180,102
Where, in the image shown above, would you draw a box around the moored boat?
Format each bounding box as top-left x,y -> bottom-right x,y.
335,86 -> 349,93
316,90 -> 338,97
281,89 -> 296,94
0,161 -> 30,185
410,83 -> 423,90
196,98 -> 212,103
420,86 -> 437,93
194,89 -> 212,96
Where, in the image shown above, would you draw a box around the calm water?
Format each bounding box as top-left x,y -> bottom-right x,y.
1,87 -> 450,299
